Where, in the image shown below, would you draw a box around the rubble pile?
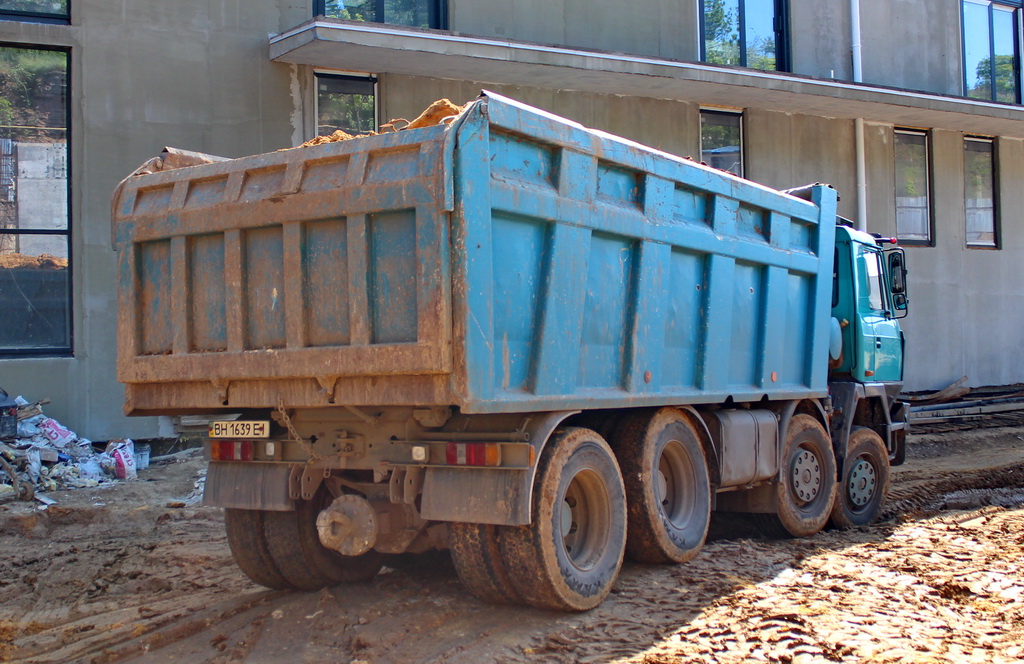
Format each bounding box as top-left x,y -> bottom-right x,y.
0,390 -> 141,501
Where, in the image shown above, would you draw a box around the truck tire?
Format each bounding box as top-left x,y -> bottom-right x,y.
448,523 -> 521,605
765,414 -> 837,538
264,489 -> 383,591
611,408 -> 711,564
224,508 -> 293,590
499,427 -> 626,611
830,427 -> 890,529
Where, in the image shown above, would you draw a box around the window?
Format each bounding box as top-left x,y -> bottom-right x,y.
962,0 -> 1021,102
863,249 -> 885,312
894,130 -> 932,244
0,0 -> 68,23
316,73 -> 377,137
701,0 -> 789,71
964,137 -> 997,247
700,109 -> 743,176
316,0 -> 447,29
0,45 -> 70,354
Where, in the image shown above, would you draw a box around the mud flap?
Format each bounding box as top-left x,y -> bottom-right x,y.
203,462 -> 295,511
420,467 -> 529,525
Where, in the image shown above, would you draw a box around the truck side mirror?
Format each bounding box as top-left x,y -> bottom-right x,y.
887,251 -> 908,315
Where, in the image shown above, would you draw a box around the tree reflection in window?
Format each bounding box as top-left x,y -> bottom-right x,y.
0,46 -> 70,353
702,0 -> 787,71
0,0 -> 68,22
963,0 -> 1021,103
316,74 -> 377,137
320,0 -> 446,29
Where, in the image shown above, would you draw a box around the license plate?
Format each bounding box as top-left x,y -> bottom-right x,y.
209,420 -> 270,439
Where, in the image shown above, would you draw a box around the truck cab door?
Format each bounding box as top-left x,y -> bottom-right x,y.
853,246 -> 903,382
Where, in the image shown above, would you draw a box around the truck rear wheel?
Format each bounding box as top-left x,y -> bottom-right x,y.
830,427 -> 890,529
448,523 -> 521,605
263,488 -> 384,591
611,408 -> 711,564
499,427 -> 626,611
765,414 -> 837,538
224,508 -> 293,590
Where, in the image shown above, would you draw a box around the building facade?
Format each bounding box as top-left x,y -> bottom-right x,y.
0,0 -> 1021,438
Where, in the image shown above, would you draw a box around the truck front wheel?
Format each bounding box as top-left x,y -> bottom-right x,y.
830,427 -> 890,529
499,428 -> 627,611
767,414 -> 837,537
611,408 -> 711,564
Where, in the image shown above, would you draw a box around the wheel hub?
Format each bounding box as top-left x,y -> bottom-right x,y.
316,494 -> 378,556
656,468 -> 669,505
846,458 -> 877,508
791,449 -> 822,505
559,469 -> 610,571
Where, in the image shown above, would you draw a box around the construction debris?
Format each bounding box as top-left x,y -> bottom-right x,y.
0,390 -> 143,502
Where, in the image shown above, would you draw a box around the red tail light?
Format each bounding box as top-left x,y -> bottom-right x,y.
445,442 -> 501,467
212,440 -> 253,461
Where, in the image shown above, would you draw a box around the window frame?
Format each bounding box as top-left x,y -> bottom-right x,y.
699,107 -> 744,178
314,0 -> 448,30
892,128 -> 934,247
961,0 -> 1023,103
700,0 -> 791,72
0,42 -> 72,357
0,1 -> 69,25
313,71 -> 378,139
963,135 -> 1000,249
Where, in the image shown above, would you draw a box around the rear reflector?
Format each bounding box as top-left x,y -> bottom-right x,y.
445,442 -> 501,467
212,440 -> 253,461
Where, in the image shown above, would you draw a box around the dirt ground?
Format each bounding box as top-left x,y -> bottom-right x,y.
1,424 -> 1022,664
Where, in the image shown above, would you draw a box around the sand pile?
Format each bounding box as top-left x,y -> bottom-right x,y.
300,98 -> 467,148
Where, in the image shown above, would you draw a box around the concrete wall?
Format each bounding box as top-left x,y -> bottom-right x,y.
381,73 -> 1024,392
0,0 -> 306,439
789,0 -> 852,80
863,123 -> 1024,390
450,0 -> 699,62
380,75 -> 701,159
859,0 -> 963,94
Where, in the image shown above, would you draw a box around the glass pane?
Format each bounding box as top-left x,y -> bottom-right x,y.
700,111 -> 742,176
863,250 -> 884,312
325,0 -> 375,22
384,0 -> 430,28
0,47 -> 68,232
745,0 -> 777,70
963,1 -> 993,100
704,0 -> 741,65
964,140 -> 995,246
0,235 -> 70,350
0,0 -> 67,16
992,6 -> 1018,103
317,76 -> 376,136
894,132 -> 930,242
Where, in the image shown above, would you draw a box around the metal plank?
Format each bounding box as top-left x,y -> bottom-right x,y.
282,223 -> 306,349
346,214 -> 370,346
223,229 -> 244,353
625,240 -> 669,393
530,223 -> 591,396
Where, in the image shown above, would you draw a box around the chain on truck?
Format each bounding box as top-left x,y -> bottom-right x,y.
112,92 -> 909,611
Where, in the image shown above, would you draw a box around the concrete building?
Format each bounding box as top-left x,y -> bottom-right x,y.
0,0 -> 1020,439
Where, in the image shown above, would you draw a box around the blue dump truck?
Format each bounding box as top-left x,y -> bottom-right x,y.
113,92 -> 909,611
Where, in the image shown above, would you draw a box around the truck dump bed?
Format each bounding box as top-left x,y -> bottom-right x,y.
113,92 -> 837,416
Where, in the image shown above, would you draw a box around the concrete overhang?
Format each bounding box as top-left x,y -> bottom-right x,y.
271,19 -> 1024,139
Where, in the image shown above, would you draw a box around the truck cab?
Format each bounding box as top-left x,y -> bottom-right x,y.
831,224 -> 908,383
826,223 -> 909,528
